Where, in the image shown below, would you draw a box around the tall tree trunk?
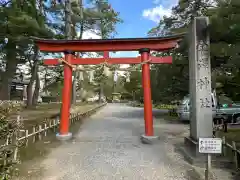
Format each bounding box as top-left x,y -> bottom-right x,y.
26,47 -> 39,108
26,82 -> 33,107
132,91 -> 136,101
0,42 -> 17,100
72,19 -> 84,104
112,82 -> 116,101
99,83 -> 103,103
32,72 -> 40,106
71,0 -> 84,104
72,74 -> 77,104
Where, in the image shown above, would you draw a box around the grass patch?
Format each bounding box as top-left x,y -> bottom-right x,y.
216,129 -> 240,168
9,102 -> 98,129
161,114 -> 179,121
153,104 -> 177,109
217,128 -> 240,148
128,102 -> 179,121
217,128 -> 240,142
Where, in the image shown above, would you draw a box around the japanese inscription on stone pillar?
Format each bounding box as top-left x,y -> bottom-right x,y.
189,17 -> 213,141
197,39 -> 211,109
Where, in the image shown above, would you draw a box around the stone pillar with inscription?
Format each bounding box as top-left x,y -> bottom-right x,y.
189,17 -> 212,141
181,17 -> 213,164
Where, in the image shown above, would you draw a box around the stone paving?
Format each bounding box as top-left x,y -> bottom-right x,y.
15,104 -> 199,180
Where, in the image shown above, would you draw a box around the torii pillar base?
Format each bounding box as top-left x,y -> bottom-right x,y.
140,134 -> 159,144
56,132 -> 73,141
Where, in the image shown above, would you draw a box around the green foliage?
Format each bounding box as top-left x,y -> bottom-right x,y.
147,0 -> 240,103
124,70 -> 142,101
0,101 -> 24,179
93,66 -> 108,84
0,0 -> 53,49
114,75 -> 126,93
45,0 -> 123,100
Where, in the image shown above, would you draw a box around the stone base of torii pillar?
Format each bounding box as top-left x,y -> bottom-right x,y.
140,134 -> 159,144
56,132 -> 73,141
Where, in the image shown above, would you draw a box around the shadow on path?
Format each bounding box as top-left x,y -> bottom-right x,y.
13,104 -> 200,180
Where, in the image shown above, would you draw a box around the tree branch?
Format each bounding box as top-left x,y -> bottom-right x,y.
0,0 -> 11,7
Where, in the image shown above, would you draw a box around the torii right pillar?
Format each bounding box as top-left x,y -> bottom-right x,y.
181,17 -> 213,164
139,48 -> 159,144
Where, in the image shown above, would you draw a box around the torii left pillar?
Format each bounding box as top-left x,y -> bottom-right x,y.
56,50 -> 74,140
139,48 -> 158,144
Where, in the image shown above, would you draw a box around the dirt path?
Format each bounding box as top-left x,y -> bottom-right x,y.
14,104 -> 201,180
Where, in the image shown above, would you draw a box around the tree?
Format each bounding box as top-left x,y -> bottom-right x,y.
124,70 -> 142,101
47,0 -> 122,103
148,0 -> 240,103
0,0 -> 53,100
208,0 -> 240,100
89,0 -> 122,102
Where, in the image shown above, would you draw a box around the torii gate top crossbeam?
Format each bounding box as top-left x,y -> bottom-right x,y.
33,33 -> 184,52
44,56 -> 172,65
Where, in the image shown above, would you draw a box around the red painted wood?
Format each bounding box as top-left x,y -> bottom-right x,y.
59,53 -> 73,135
43,56 -> 172,65
141,51 -> 153,136
103,51 -> 109,58
34,35 -> 183,52
37,42 -> 177,52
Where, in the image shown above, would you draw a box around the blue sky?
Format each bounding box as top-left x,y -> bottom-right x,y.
107,0 -> 178,57
109,0 -> 177,39
46,0 -> 178,58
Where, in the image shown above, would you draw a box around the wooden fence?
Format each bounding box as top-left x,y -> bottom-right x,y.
0,102 -> 106,178
0,103 -> 106,148
221,136 -> 240,171
17,113 -> 75,142
213,124 -> 240,171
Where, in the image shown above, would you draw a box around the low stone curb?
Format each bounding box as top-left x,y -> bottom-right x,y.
77,103 -> 106,118
69,102 -> 107,123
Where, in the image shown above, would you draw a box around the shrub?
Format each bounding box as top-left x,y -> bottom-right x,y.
0,101 -> 24,179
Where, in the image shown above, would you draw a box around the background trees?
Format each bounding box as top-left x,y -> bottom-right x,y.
1,0 -> 240,105
0,0 -> 52,101
146,0 -> 240,103
0,0 -> 123,105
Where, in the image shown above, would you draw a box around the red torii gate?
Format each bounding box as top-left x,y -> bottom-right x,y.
34,35 -> 183,143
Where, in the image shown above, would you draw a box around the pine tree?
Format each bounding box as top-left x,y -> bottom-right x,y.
0,0 -> 53,100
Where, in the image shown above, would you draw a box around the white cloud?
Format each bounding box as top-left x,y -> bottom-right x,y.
143,5 -> 172,23
110,51 -> 138,58
143,0 -> 178,23
78,30 -> 101,58
82,29 -> 101,39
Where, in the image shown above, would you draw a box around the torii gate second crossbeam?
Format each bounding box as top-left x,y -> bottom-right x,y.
34,35 -> 183,144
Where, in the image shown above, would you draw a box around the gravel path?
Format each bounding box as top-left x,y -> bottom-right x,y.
14,104 -> 199,180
